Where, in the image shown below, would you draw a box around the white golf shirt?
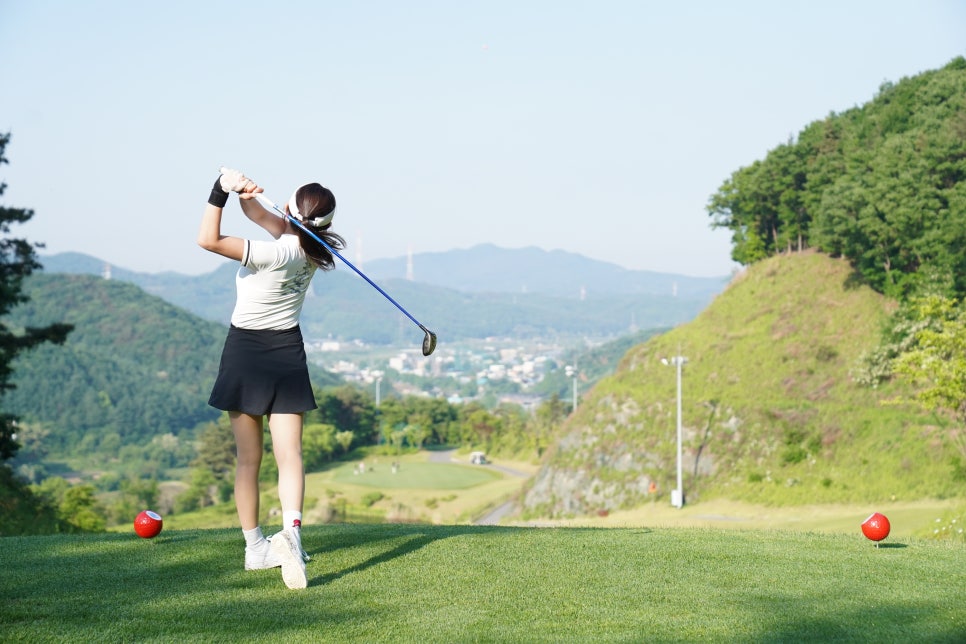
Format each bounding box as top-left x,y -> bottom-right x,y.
230,234 -> 317,330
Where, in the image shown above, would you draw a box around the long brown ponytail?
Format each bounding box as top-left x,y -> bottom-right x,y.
291,183 -> 345,270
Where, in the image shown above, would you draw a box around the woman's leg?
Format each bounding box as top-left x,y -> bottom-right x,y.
230,411 -> 264,531
268,413 -> 305,516
268,413 -> 309,589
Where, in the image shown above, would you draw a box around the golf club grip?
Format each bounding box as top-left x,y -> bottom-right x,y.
252,193 -> 426,330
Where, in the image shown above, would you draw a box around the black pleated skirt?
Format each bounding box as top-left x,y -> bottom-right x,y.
208,325 -> 317,415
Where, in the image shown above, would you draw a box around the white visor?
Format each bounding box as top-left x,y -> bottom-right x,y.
288,185 -> 335,228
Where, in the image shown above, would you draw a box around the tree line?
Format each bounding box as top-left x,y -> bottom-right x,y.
708,56 -> 966,300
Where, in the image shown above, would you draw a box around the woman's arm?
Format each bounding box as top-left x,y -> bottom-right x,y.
239,189 -> 287,239
197,173 -> 247,260
197,202 -> 245,261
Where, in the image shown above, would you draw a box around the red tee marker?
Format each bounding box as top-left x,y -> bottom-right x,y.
134,510 -> 163,539
861,512 -> 890,544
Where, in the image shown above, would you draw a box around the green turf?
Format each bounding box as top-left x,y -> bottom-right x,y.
331,461 -> 502,490
2,525 -> 964,642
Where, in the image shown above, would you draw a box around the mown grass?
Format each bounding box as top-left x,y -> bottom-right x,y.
2,524 -> 964,642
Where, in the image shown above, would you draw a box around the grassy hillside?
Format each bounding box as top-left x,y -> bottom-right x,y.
523,251 -> 965,518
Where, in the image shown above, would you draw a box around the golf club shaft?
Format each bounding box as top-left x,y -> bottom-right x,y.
253,193 -> 430,333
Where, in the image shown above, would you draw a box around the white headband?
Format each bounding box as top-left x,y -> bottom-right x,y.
288,184 -> 335,228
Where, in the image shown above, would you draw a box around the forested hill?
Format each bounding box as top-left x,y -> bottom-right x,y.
3,274 -> 339,454
708,56 -> 966,299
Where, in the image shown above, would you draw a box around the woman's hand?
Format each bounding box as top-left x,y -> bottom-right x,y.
219,167 -> 252,193
219,167 -> 263,200
238,180 -> 264,200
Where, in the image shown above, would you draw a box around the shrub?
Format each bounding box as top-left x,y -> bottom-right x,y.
782,445 -> 808,465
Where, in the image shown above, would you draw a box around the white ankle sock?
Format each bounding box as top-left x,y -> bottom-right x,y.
282,511 -> 303,551
243,526 -> 265,548
282,511 -> 302,530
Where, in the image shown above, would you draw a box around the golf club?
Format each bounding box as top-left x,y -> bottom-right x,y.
252,192 -> 437,356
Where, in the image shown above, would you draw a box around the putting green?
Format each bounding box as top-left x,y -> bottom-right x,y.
332,461 -> 501,490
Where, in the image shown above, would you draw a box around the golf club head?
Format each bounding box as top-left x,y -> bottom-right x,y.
421,327 -> 437,356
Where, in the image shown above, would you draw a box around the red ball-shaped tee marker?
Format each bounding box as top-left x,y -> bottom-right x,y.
861,512 -> 890,543
134,510 -> 163,539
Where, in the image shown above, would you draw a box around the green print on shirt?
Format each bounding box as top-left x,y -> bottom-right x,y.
283,264 -> 313,296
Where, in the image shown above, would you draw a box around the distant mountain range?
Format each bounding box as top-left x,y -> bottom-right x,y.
38,246 -> 730,343
361,244 -> 728,299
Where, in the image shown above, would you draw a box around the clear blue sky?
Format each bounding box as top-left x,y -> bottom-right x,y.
1,1 -> 963,277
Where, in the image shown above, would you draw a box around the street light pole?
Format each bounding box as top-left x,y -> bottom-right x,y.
572,369 -> 578,412
373,371 -> 383,408
661,355 -> 687,508
565,365 -> 578,411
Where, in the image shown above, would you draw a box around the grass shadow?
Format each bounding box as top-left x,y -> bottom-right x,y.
309,524 -> 522,586
319,532 -> 439,584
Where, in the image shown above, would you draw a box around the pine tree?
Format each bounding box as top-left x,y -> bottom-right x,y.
0,132 -> 74,534
0,132 -> 73,461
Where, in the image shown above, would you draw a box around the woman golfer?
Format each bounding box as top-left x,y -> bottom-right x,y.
198,167 -> 344,589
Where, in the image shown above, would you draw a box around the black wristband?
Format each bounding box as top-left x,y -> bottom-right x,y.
208,176 -> 229,208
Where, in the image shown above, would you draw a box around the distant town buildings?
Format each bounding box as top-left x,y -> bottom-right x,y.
306,336 -> 566,408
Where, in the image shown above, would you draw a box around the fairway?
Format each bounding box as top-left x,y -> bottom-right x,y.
331,460 -> 501,490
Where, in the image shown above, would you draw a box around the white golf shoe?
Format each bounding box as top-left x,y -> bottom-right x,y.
270,529 -> 308,589
244,538 -> 283,570
267,533 -> 310,561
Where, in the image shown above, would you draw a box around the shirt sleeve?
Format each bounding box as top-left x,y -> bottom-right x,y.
243,239 -> 284,271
